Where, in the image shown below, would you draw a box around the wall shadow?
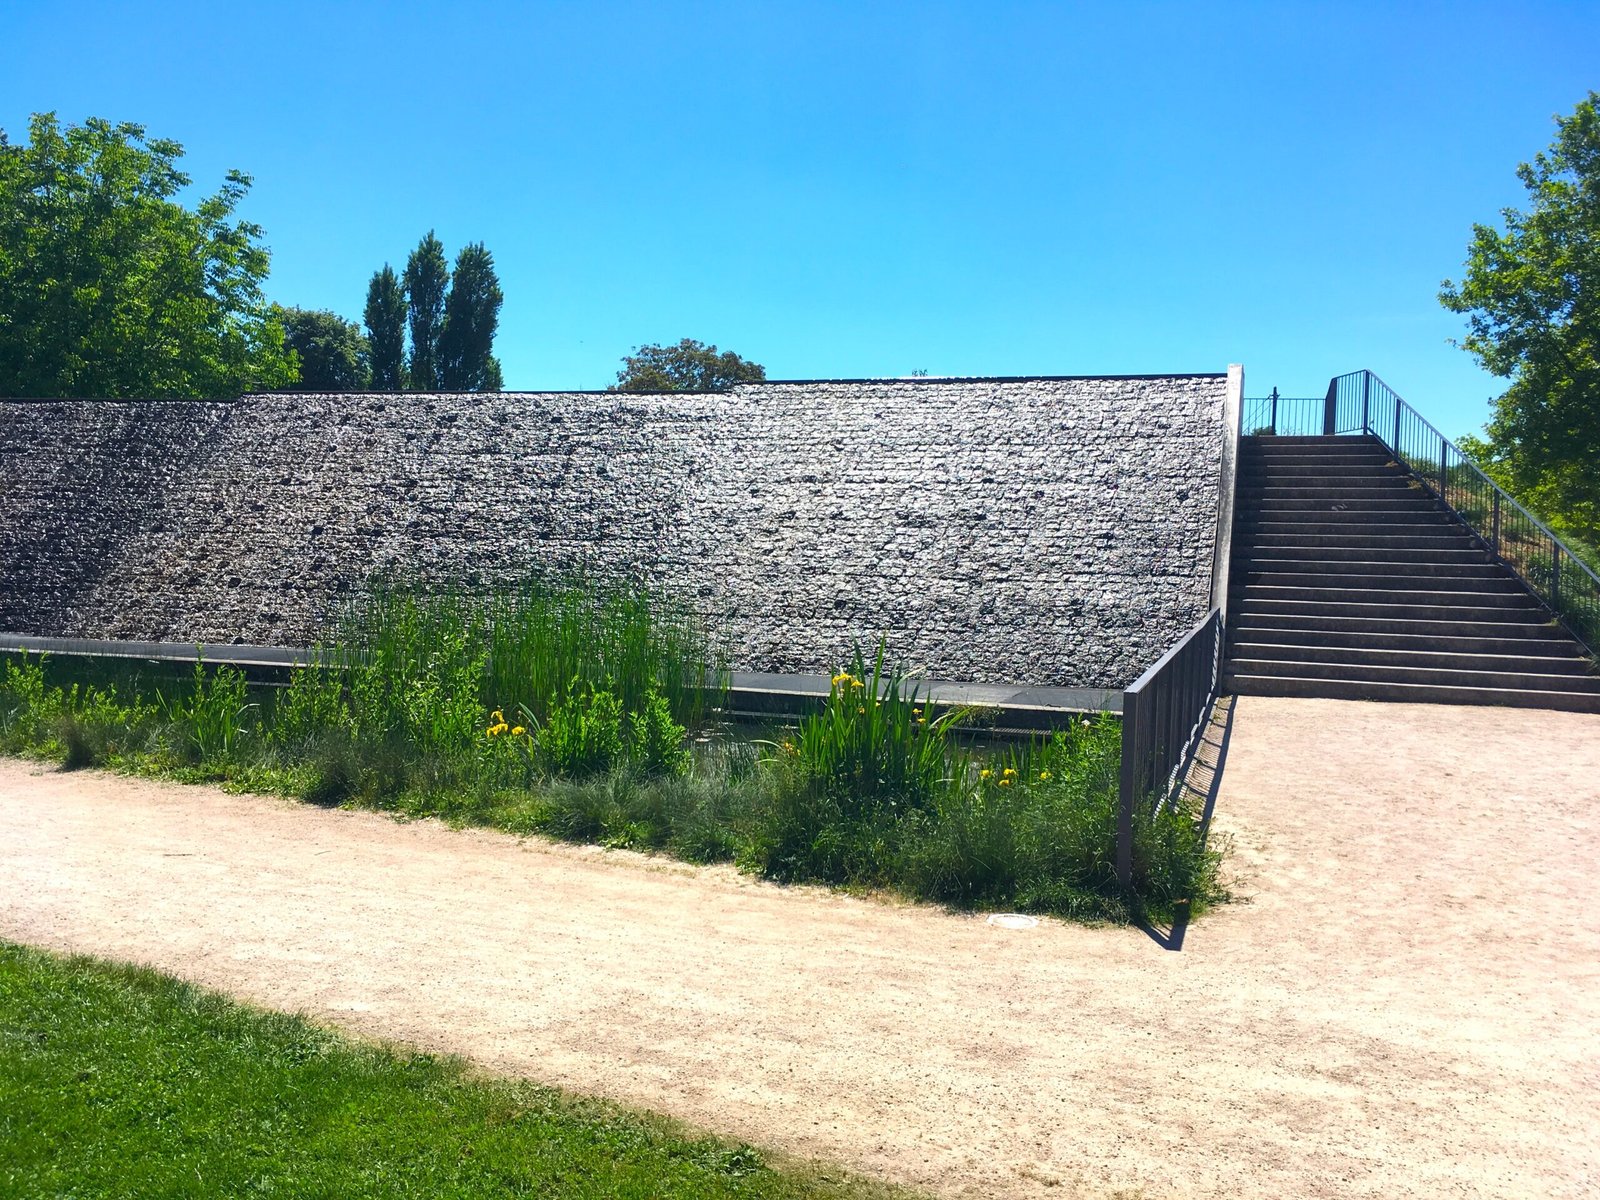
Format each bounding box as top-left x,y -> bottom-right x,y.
1137,694 -> 1236,953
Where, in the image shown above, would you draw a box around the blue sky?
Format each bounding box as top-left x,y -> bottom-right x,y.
7,1 -> 1597,437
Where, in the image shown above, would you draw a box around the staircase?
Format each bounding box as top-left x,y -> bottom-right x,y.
1226,434 -> 1600,713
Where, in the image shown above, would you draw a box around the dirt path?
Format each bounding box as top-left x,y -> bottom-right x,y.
4,696 -> 1599,1199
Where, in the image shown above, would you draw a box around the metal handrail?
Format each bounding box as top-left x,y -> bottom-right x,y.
1321,369 -> 1600,656
1116,607 -> 1223,887
1249,371 -> 1599,654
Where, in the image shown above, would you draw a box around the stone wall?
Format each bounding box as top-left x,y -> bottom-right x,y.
0,374 -> 1228,687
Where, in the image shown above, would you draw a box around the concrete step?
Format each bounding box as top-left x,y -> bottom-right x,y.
1225,621 -> 1587,658
1227,639 -> 1597,676
1234,570 -> 1525,594
1234,583 -> 1537,608
1238,477 -> 1418,493
1238,531 -> 1481,551
1243,496 -> 1445,513
1229,610 -> 1569,641
1235,508 -> 1456,527
1234,544 -> 1489,565
1233,557 -> 1510,581
1237,517 -> 1462,536
1227,654 -> 1600,694
1243,435 -> 1386,449
1233,596 -> 1549,624
1235,470 -> 1414,489
1225,671 -> 1600,714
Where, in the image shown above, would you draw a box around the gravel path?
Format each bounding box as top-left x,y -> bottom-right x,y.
3,696 -> 1598,1199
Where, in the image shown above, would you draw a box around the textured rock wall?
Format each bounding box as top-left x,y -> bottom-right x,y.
0,375 -> 1227,687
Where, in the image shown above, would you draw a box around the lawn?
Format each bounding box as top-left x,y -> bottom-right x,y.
0,941 -> 912,1200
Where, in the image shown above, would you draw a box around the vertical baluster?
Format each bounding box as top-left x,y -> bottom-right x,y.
1361,371 -> 1371,434
1491,492 -> 1501,559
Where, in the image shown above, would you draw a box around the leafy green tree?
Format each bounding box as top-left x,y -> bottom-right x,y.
0,112 -> 295,397
437,242 -> 504,391
277,306 -> 370,392
402,231 -> 448,391
611,339 -> 766,393
1441,91 -> 1600,546
363,265 -> 407,391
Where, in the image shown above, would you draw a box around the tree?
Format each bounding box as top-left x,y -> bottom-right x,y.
437,242 -> 503,391
611,339 -> 766,393
0,112 -> 295,397
364,265 -> 407,390
402,231 -> 448,391
278,306 -> 370,391
1440,91 -> 1600,546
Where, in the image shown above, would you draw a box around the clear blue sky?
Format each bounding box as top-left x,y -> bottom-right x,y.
7,1 -> 1597,437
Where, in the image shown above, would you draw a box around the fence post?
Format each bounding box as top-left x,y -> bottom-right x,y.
1116,690 -> 1138,889
1269,386 -> 1279,433
1393,398 -> 1401,452
1552,543 -> 1563,609
1361,372 -> 1371,434
1439,434 -> 1448,500
1491,492 -> 1502,559
1323,378 -> 1338,435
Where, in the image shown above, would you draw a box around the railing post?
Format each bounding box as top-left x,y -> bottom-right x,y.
1393,398 -> 1401,452
1552,542 -> 1562,609
1116,690 -> 1137,889
1439,433 -> 1448,501
1269,386 -> 1279,434
1323,378 -> 1337,435
1361,371 -> 1371,434
1491,491 -> 1502,559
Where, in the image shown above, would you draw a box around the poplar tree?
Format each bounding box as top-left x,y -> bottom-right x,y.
437,242 -> 504,392
402,231 -> 448,391
363,264 -> 406,390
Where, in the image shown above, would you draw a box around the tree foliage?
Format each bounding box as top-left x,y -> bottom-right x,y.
278,306 -> 370,392
363,265 -> 407,391
611,339 -> 766,393
402,231 -> 448,391
437,242 -> 503,392
1441,91 -> 1600,545
0,112 -> 295,398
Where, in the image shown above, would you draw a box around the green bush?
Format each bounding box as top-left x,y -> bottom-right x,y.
537,683 -> 625,777
628,688 -> 691,778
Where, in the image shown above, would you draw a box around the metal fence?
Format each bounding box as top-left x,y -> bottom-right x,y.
1329,370 -> 1597,654
1116,607 -> 1224,887
1242,388 -> 1329,436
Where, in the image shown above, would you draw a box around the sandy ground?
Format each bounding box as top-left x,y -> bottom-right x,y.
3,696 -> 1599,1199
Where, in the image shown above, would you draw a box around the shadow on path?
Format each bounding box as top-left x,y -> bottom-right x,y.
1138,695 -> 1236,953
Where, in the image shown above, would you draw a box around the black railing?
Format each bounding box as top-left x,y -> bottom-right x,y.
1242,388 -> 1329,437
1331,370 -> 1597,655
1247,371 -> 1600,655
1116,607 -> 1224,887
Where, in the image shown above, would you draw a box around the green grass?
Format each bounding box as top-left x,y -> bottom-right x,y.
0,941 -> 911,1200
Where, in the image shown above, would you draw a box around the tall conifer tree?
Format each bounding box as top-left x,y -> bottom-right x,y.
363,265 -> 406,391
402,231 -> 448,391
437,242 -> 504,392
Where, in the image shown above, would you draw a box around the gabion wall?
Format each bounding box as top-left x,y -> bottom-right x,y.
0,374 -> 1228,687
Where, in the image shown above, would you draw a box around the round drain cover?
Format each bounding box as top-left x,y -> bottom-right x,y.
986,913 -> 1038,929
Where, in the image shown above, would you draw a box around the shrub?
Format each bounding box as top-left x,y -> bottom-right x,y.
162,661 -> 255,765
538,683 -> 625,777
627,688 -> 690,778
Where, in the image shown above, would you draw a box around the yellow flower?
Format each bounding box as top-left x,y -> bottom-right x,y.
1039,770 -> 1051,781
980,769 -> 991,779
1002,767 -> 1017,778
831,672 -> 850,686
491,709 -> 505,723
512,725 -> 526,736
999,778 -> 1012,787
850,678 -> 865,689
856,706 -> 866,714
